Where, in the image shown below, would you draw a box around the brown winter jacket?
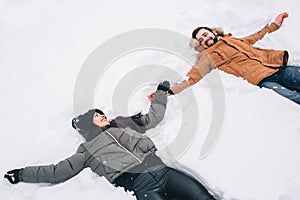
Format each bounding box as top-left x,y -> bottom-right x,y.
171,22 -> 289,94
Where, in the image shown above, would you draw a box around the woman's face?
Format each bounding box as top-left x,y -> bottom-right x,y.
93,112 -> 110,128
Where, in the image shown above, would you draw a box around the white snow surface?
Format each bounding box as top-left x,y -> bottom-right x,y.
1,0 -> 300,200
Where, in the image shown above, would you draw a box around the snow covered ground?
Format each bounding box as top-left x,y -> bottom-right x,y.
1,0 -> 300,199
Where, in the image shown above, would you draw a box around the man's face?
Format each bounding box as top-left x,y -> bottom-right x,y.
93,112 -> 110,128
195,28 -> 217,48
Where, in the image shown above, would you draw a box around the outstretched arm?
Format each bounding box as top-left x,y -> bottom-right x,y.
138,81 -> 170,130
116,81 -> 170,132
170,50 -> 216,94
4,152 -> 86,184
242,12 -> 289,44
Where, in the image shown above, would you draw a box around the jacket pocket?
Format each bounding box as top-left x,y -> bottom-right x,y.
213,47 -> 247,77
212,50 -> 228,66
225,60 -> 247,77
100,153 -> 137,174
137,137 -> 156,153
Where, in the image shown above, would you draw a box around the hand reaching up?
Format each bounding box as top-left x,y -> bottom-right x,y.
147,91 -> 156,102
147,81 -> 174,102
274,12 -> 289,27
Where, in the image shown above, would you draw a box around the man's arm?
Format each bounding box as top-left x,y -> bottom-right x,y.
242,12 -> 289,44
170,65 -> 210,94
11,152 -> 86,184
170,79 -> 192,95
170,51 -> 216,94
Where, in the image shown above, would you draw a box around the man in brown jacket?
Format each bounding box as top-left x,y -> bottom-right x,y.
169,12 -> 300,104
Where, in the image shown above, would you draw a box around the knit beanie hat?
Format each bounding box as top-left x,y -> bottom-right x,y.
94,109 -> 105,115
72,109 -> 105,141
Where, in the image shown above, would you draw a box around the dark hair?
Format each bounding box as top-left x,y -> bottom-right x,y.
192,27 -> 213,39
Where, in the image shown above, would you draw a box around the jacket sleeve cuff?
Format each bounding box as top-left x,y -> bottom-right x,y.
267,22 -> 280,33
18,168 -> 24,181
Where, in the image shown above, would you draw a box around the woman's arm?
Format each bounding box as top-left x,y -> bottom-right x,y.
5,152 -> 86,184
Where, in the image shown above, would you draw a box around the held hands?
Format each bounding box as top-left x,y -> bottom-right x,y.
4,169 -> 23,184
157,81 -> 172,93
147,81 -> 174,102
147,92 -> 156,102
274,12 -> 289,27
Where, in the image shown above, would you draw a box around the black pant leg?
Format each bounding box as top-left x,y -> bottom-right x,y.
135,191 -> 166,200
163,168 -> 215,200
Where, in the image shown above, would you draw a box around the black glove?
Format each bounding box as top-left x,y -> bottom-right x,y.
157,81 -> 174,95
4,169 -> 23,184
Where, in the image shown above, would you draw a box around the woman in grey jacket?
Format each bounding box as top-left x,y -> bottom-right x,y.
4,81 -> 215,200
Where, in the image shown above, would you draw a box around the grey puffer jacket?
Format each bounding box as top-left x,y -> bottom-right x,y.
19,90 -> 167,184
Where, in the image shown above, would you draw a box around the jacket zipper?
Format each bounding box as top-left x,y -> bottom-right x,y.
104,130 -> 143,163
